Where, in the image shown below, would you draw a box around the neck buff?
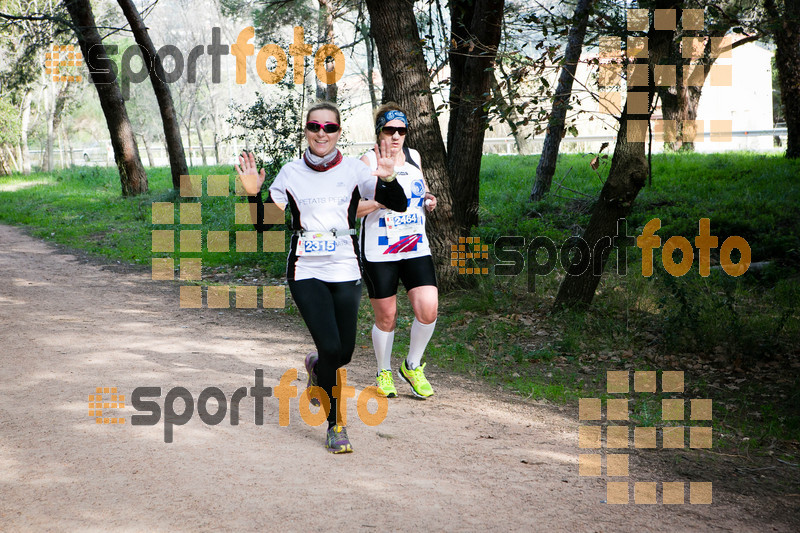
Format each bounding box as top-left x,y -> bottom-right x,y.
303,147 -> 343,172
375,109 -> 408,133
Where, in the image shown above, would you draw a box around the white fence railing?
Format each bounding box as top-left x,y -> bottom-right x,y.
27,128 -> 790,168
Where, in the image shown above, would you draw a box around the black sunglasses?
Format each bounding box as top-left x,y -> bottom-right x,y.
381,126 -> 407,136
306,121 -> 341,133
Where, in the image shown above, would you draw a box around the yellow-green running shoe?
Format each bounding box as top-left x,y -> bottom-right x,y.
399,360 -> 434,398
326,425 -> 353,453
376,369 -> 398,398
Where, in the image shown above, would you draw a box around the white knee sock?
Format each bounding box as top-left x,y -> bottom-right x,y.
372,324 -> 394,372
406,318 -> 436,369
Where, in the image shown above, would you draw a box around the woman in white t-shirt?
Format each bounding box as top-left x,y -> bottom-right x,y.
357,103 -> 439,399
236,101 -> 406,453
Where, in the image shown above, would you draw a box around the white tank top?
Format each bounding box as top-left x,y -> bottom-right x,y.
359,148 -> 431,262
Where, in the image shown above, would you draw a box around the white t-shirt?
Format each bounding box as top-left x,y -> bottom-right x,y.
359,148 -> 431,262
269,157 -> 379,282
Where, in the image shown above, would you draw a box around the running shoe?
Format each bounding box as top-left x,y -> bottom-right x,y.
376,369 -> 398,398
304,352 -> 320,407
326,425 -> 353,454
399,360 -> 434,398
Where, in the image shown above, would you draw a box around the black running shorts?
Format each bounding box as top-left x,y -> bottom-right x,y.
361,255 -> 438,299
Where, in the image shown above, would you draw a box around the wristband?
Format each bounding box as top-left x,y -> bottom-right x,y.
380,171 -> 398,183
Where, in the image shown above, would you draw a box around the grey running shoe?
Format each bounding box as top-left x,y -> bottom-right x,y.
305,352 -> 320,407
326,425 -> 353,454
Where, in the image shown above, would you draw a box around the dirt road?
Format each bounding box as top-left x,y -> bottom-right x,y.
0,224 -> 796,532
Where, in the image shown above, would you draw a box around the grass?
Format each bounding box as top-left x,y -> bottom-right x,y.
463,151 -> 800,455
2,152 -> 799,457
479,152 -> 800,262
0,164 -> 287,279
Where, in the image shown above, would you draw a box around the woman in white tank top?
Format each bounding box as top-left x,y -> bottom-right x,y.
357,103 -> 440,400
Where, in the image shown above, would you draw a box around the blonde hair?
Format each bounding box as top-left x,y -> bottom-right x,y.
306,101 -> 341,124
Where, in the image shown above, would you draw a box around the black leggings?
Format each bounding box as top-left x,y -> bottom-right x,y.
288,278 -> 362,425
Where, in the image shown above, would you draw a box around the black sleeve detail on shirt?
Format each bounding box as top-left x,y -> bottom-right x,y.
375,178 -> 407,212
247,192 -> 279,232
286,192 -> 302,232
403,146 -> 421,170
348,186 -> 361,229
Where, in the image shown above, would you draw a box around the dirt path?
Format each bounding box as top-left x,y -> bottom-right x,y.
0,223 -> 796,532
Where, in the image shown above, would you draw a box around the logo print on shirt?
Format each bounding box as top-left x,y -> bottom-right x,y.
383,234 -> 421,254
411,179 -> 425,198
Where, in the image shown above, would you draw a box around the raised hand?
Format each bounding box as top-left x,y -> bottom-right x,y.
372,138 -> 396,180
234,151 -> 266,196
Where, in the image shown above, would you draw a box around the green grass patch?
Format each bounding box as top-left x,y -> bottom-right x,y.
0,165 -> 287,279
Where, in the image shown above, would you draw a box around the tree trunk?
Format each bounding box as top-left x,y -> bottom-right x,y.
656,34 -> 732,152
5,144 -> 20,172
116,0 -> 189,187
0,146 -> 13,175
62,123 -> 74,166
766,0 -> 800,158
1,154 -> 8,176
364,27 -> 378,109
20,88 -> 32,174
530,0 -> 594,201
58,131 -> 65,169
51,82 -> 70,169
195,118 -> 207,166
366,0 -> 505,289
138,134 -> 154,167
554,0 -> 678,308
659,83 -> 702,152
64,0 -> 148,195
657,10 -> 688,152
447,0 -> 505,232
44,83 -> 54,172
658,31 -> 757,151
659,83 -> 685,151
316,0 -> 338,102
681,85 -> 701,150
365,0 -> 459,288
185,124 -> 194,167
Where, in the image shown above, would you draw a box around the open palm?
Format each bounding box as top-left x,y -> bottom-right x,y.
235,151 -> 266,195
